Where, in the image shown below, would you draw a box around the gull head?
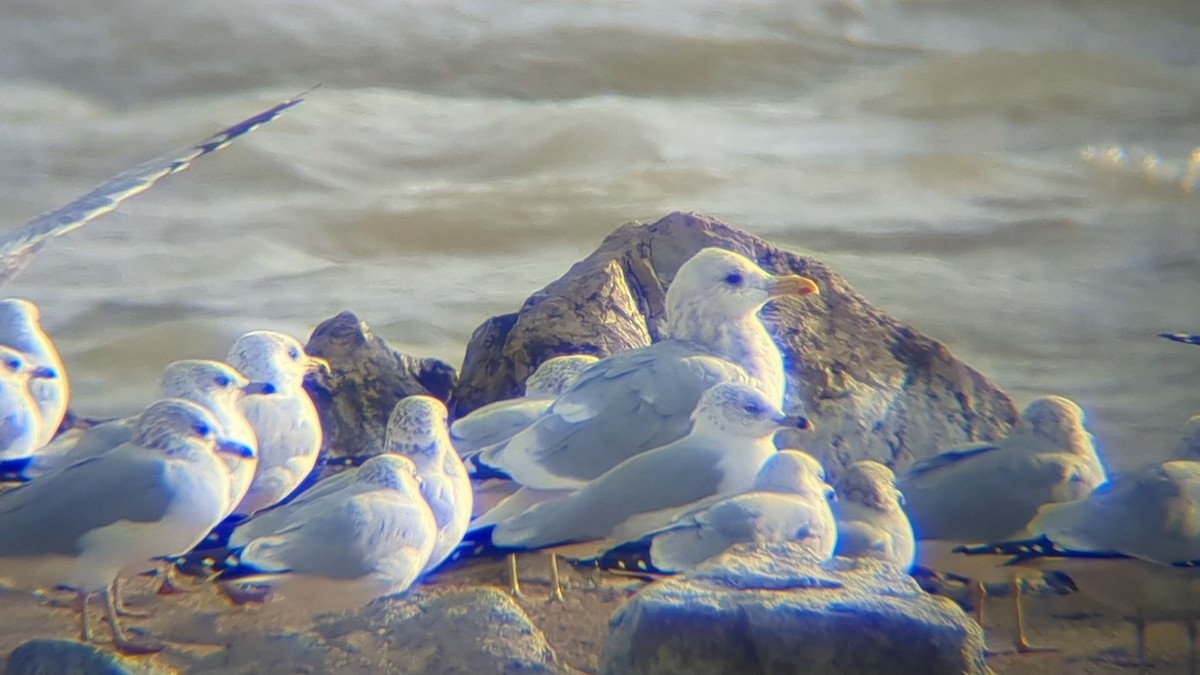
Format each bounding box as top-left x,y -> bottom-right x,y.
0,298 -> 43,334
160,359 -> 265,406
134,398 -> 256,460
355,454 -> 424,499
227,330 -> 330,389
835,461 -> 905,513
752,449 -> 832,498
1022,396 -> 1086,445
690,382 -> 809,438
385,395 -> 451,460
524,354 -> 600,398
0,345 -> 57,383
665,248 -> 819,333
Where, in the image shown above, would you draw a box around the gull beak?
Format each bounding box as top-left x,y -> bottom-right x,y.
216,439 -> 256,459
29,366 -> 58,379
778,413 -> 813,432
765,275 -> 819,299
242,380 -> 277,396
306,356 -> 332,376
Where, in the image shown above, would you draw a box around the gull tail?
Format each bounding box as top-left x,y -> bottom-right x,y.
1160,332 -> 1200,346
466,454 -> 513,481
431,525 -> 515,574
954,535 -> 1130,565
573,539 -> 669,577
0,457 -> 33,482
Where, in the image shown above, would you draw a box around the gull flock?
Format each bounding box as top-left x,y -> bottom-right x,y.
0,94 -> 1196,674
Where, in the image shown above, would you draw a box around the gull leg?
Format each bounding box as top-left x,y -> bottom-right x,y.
1011,576 -> 1056,653
507,553 -> 522,597
113,578 -> 152,618
104,580 -> 165,655
971,580 -> 1003,656
548,553 -> 564,603
1135,616 -> 1147,675
79,591 -> 92,643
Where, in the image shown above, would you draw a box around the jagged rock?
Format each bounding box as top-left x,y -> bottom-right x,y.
599,543 -> 986,675
303,311 -> 458,469
313,587 -> 567,674
452,211 -> 1017,475
4,639 -> 173,675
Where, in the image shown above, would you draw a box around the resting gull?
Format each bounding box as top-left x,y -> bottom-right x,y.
832,461 -> 915,570
0,345 -> 59,461
226,331 -> 328,517
452,354 -> 599,457
0,299 -> 68,447
0,398 -> 251,653
958,460 -> 1200,674
898,395 -> 1107,652
476,247 -> 819,490
216,454 -> 438,612
0,94 -> 305,289
591,450 -> 836,574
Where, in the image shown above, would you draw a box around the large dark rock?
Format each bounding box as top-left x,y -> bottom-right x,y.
451,212 -> 1016,474
599,544 -> 986,675
303,311 -> 458,468
4,639 -> 171,675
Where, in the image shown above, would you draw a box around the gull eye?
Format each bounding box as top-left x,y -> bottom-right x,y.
192,422 -> 211,437
743,403 -> 762,415
288,347 -> 300,360
215,375 -> 232,388
724,272 -> 743,286
5,358 -> 19,371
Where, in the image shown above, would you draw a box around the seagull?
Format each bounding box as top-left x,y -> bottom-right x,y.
832,461 -> 915,570
590,450 -> 836,574
898,395 -> 1107,653
0,345 -> 59,461
226,331 -> 329,517
0,93 -> 306,289
476,247 -> 820,490
0,299 -> 68,447
215,454 -> 438,612
452,354 -> 599,457
957,460 -> 1200,674
0,398 -> 251,653
385,395 -> 472,574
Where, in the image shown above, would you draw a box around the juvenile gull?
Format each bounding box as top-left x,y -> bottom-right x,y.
0,299 -> 67,447
832,461 -> 915,570
477,247 -> 819,490
898,395 -> 1107,652
386,396 -> 472,573
488,383 -> 810,550
592,450 -> 836,574
959,460 -> 1200,673
0,399 -> 251,653
0,345 -> 59,461
15,360 -> 269,509
0,94 -> 305,288
452,354 -> 599,457
217,454 -> 438,612
226,331 -> 328,517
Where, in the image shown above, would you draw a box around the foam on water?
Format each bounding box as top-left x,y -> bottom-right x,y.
0,0 -> 1197,474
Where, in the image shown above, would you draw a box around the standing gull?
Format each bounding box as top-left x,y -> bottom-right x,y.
0,94 -> 306,288
832,461 -> 915,570
477,247 -> 819,489
0,345 -> 59,461
452,354 -> 599,457
0,398 -> 250,653
226,331 -> 328,517
0,299 -> 68,447
593,450 -> 836,574
898,395 -> 1107,652
386,396 -> 473,573
216,454 -> 438,612
958,460 -> 1200,674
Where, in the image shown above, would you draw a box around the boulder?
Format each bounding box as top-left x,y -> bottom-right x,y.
303,311 -> 458,469
4,639 -> 173,675
599,543 -> 986,675
313,587 -> 567,674
451,211 -> 1017,474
